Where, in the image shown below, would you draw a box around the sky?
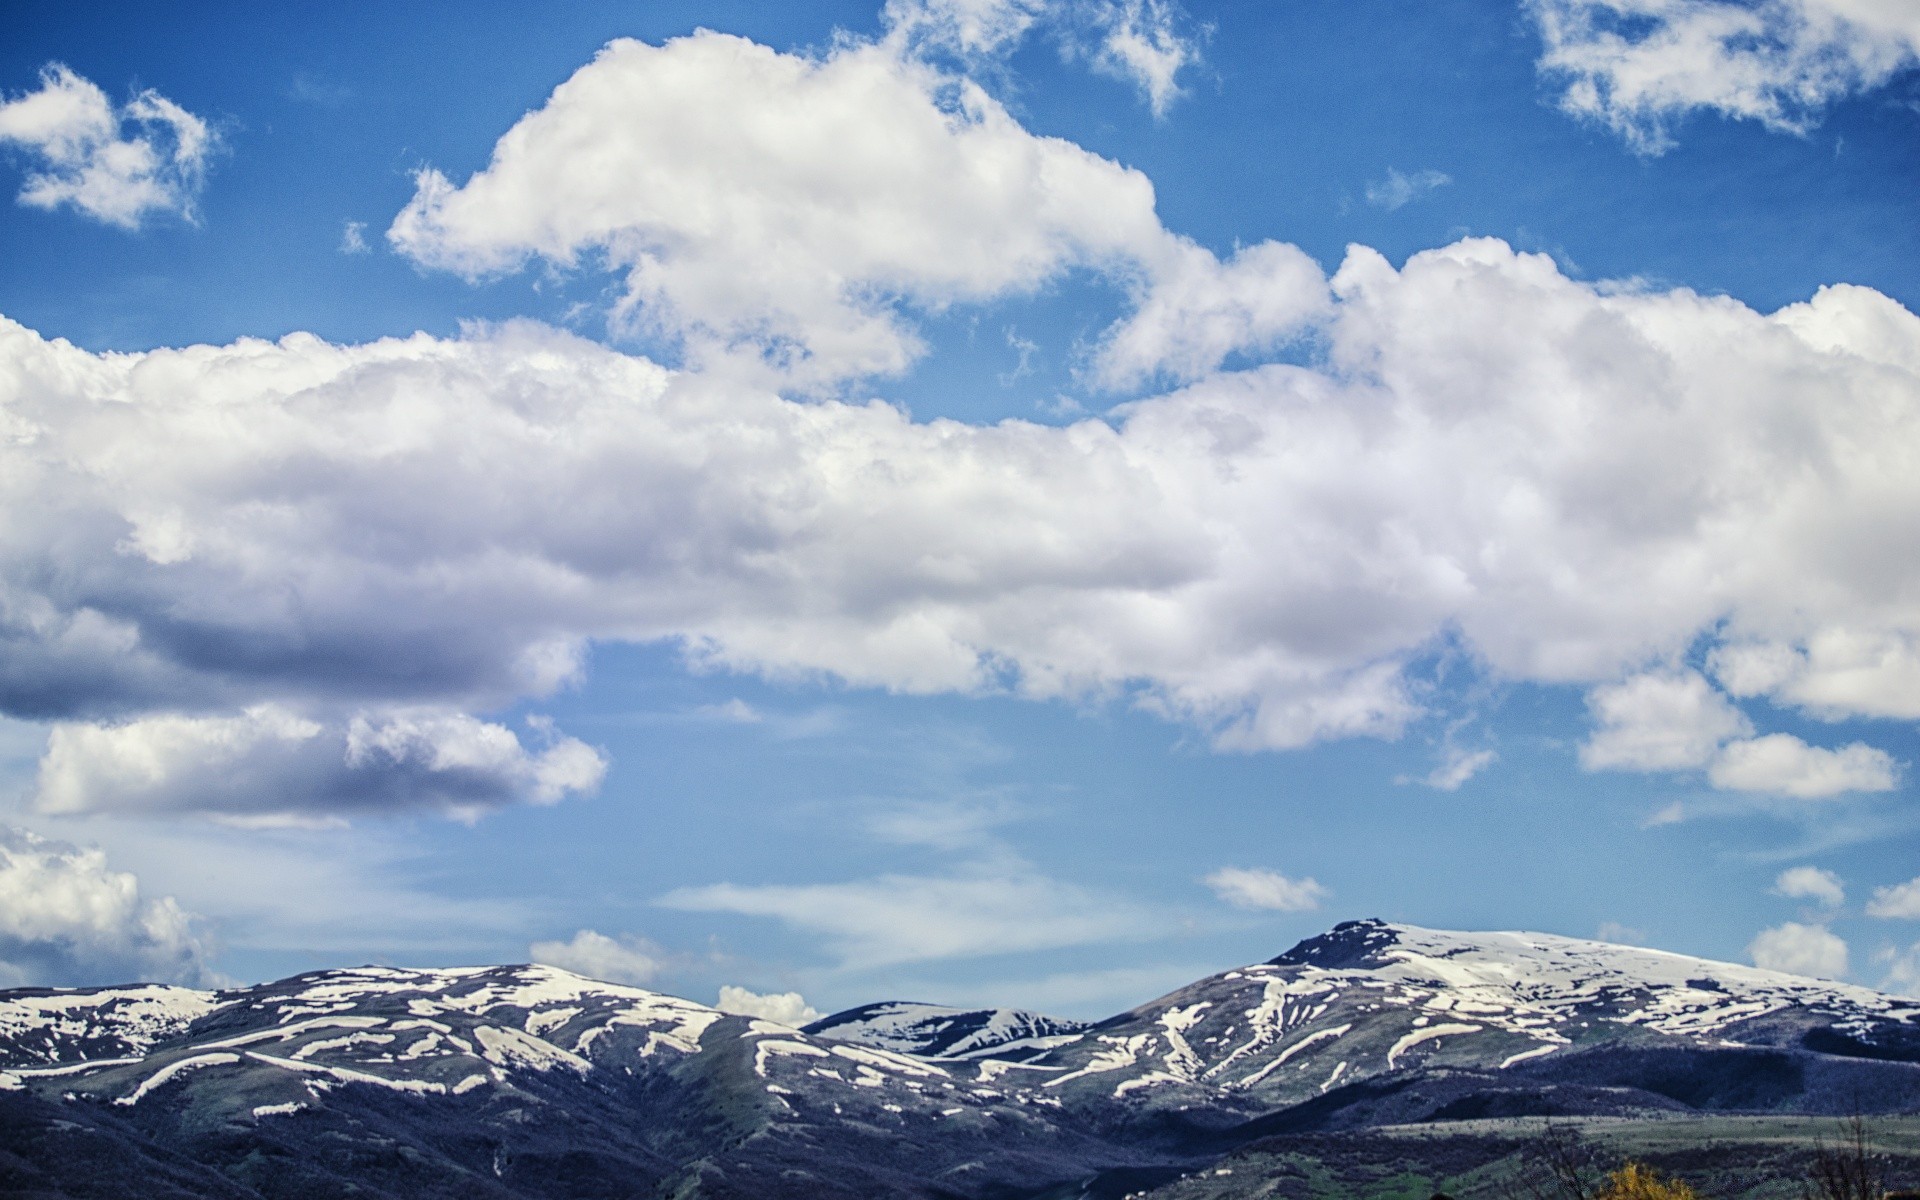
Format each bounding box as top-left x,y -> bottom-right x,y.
0,0 -> 1918,1022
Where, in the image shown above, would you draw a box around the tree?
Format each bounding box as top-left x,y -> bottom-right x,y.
1597,1162 -> 1697,1200
1805,1114 -> 1885,1200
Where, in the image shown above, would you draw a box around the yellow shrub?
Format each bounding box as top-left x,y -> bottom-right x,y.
1596,1162 -> 1697,1200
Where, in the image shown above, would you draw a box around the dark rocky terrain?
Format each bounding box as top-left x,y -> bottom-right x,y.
4,920 -> 1918,1198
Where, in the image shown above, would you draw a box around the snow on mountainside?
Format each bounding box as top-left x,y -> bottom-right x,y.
803,1001 -> 1089,1060
1010,919 -> 1920,1116
0,985 -> 228,1068
4,922 -> 1920,1198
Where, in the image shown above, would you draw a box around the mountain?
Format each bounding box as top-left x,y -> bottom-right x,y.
3,920 -> 1918,1199
802,1002 -> 1088,1060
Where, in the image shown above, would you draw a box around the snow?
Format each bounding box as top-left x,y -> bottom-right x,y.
245,1050 -> 448,1095
1044,1034 -> 1152,1088
452,1072 -> 491,1094
0,985 -> 227,1065
1233,1024 -> 1351,1089
1386,1022 -> 1482,1067
252,1101 -> 304,1118
115,1052 -> 241,1105
753,1039 -> 829,1078
473,1024 -> 591,1074
1499,1044 -> 1559,1068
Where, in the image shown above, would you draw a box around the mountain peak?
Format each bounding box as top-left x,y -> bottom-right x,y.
1268,917 -> 1404,968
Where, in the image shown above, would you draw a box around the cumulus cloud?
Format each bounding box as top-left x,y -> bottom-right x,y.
1529,0 -> 1920,152
716,985 -> 823,1026
0,63 -> 211,228
1580,669 -> 1752,771
3,225 -> 1920,797
1365,167 -> 1452,211
529,929 -> 665,986
1420,746 -> 1498,791
389,32 -> 1186,388
1866,876 -> 1920,919
1203,866 -> 1328,911
1773,865 -> 1845,907
1707,733 -> 1898,797
660,868 -> 1156,967
1094,238 -> 1329,387
1748,920 -> 1848,978
0,826 -> 213,987
32,706 -> 603,822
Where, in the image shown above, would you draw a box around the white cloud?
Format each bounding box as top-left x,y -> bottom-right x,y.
1365,167 -> 1451,211
716,985 -> 823,1026
0,63 -> 211,228
1528,0 -> 1920,152
1748,920 -> 1848,979
33,706 -> 604,822
1203,865 -> 1328,912
2,229 -> 1920,791
1596,921 -> 1648,944
0,826 -> 212,987
1707,733 -> 1898,797
1094,238 -> 1329,387
883,0 -> 1050,55
339,220 -> 368,254
1866,876 -> 1920,919
1580,669 -> 1752,771
388,32 -> 1182,388
1086,0 -> 1202,116
1878,942 -> 1920,995
529,929 -> 665,986
660,868 -> 1155,967
1773,865 -> 1845,907
882,0 -> 1203,114
1421,746 -> 1498,791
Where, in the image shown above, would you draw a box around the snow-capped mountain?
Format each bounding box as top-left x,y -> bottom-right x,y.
987,920 -> 1920,1126
4,920 -> 1918,1199
803,1001 -> 1088,1060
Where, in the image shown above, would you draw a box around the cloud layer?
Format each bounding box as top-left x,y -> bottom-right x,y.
0,64 -> 211,228
4,224 -> 1919,814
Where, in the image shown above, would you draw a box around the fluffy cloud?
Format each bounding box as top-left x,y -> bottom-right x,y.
529,929 -> 665,986
1748,920 -> 1849,978
1866,876 -> 1920,919
3,225 -> 1920,800
1365,167 -> 1451,211
1773,865 -> 1845,907
32,706 -> 603,822
1529,0 -> 1920,152
660,868 -> 1156,967
1203,866 -> 1328,912
389,32 -> 1182,387
1094,239 -> 1329,387
0,826 -> 212,987
0,64 -> 211,228
1707,733 -> 1898,797
716,985 -> 823,1027
1579,669 -> 1751,771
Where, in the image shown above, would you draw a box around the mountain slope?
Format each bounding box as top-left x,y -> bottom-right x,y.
1005,920 -> 1920,1127
4,920 -> 1919,1198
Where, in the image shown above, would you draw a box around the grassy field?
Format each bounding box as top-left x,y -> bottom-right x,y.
1088,1115 -> 1920,1200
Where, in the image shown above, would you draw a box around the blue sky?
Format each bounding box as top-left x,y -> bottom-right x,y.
1,0 -> 1918,1020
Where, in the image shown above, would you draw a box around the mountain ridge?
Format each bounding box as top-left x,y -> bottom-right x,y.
3,919 -> 1917,1198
